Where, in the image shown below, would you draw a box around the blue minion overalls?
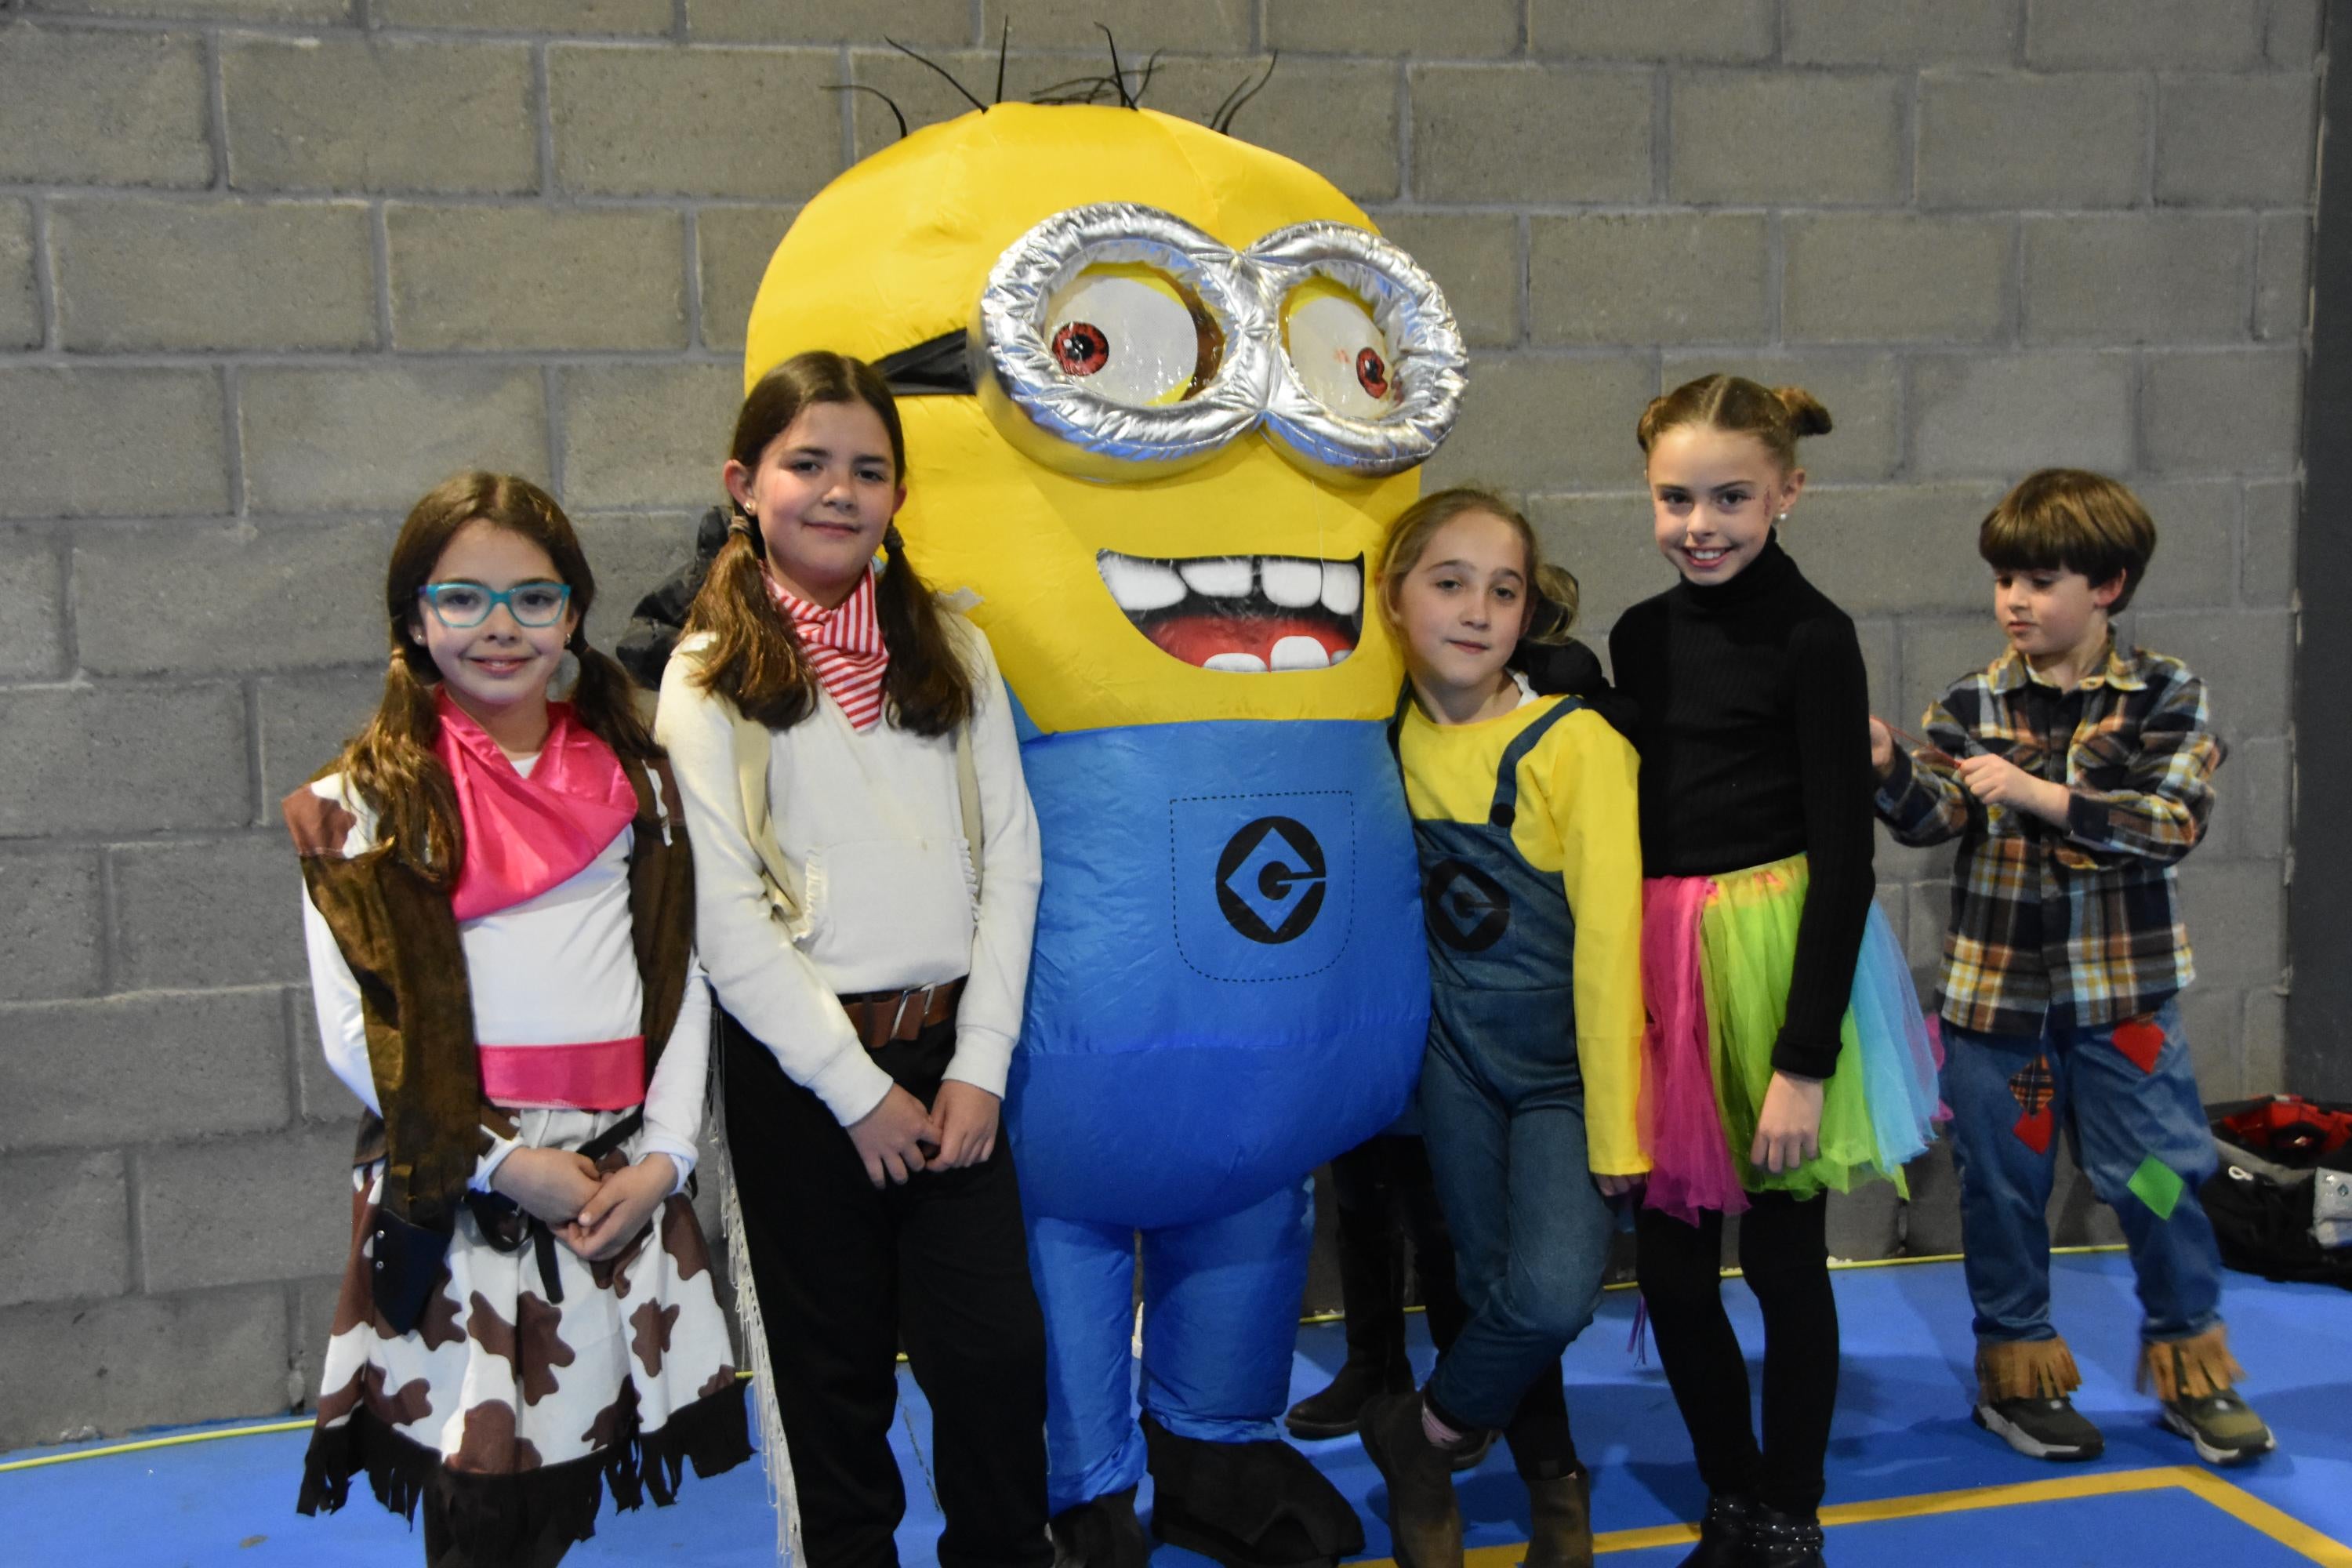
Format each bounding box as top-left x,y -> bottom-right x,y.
1394,692 -> 1616,1476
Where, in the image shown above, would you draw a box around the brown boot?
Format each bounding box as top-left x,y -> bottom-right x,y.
1357,1392 -> 1464,1568
1521,1465 -> 1593,1568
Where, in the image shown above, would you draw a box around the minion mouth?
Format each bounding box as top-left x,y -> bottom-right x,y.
1095,550 -> 1363,673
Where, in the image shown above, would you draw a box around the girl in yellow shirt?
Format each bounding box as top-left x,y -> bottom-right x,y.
1356,488 -> 1647,1568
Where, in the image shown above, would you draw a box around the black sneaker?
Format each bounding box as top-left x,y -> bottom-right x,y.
1973,1394 -> 2105,1461
2161,1390 -> 2277,1466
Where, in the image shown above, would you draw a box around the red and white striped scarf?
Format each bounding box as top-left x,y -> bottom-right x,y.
768,567 -> 889,731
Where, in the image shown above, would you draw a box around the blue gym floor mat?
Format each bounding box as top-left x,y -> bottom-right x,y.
4,1254 -> 2347,1566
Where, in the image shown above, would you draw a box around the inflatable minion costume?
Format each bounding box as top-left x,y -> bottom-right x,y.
735,96 -> 1465,1568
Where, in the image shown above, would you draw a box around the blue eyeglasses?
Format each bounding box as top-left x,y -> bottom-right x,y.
418,580 -> 572,629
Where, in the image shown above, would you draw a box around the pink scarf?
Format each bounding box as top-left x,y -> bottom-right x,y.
434,692 -> 638,921
769,567 -> 889,731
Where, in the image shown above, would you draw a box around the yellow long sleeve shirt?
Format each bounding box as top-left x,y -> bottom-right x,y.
1396,692 -> 1648,1177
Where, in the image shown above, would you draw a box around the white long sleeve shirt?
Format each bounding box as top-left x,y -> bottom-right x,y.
297,766 -> 711,1193
655,622 -> 1043,1127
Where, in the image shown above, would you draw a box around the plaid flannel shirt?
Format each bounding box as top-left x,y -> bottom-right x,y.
1874,641 -> 2223,1037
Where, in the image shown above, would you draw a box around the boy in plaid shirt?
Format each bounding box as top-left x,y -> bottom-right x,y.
1871,470 -> 2274,1468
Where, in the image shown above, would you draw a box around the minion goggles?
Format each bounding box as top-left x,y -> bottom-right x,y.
876,202 -> 1466,481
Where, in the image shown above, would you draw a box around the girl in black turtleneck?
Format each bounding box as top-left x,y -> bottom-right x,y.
1609,377 -> 1939,1568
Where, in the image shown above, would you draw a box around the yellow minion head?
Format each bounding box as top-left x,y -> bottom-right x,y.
744,103 -> 1463,735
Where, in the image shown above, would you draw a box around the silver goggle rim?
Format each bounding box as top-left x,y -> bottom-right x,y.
1249,220 -> 1468,476
977,204 -> 1270,466
975,202 -> 1465,477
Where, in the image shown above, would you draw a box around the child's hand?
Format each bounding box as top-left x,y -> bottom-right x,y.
929,1081 -> 1001,1170
489,1145 -> 602,1229
1595,1173 -> 1643,1197
1955,752 -> 2069,822
847,1084 -> 941,1189
562,1154 -> 676,1261
1867,717 -> 1896,779
1750,1072 -> 1824,1175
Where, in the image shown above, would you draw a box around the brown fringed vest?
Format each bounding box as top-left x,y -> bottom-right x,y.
285,755 -> 697,1232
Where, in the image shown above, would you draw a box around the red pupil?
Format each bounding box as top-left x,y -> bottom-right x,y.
1054,323 -> 1109,376
1356,347 -> 1389,398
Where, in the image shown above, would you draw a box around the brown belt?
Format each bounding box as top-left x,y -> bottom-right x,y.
839,977 -> 965,1051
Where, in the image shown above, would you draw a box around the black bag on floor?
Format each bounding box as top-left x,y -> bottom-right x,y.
2201,1094 -> 2352,1291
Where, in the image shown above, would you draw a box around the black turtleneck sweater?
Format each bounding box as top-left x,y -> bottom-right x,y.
1608,537 -> 1875,1080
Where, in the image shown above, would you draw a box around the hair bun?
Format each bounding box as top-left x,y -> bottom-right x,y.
1772,386 -> 1834,438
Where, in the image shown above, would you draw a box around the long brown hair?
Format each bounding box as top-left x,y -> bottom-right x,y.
1377,485 -> 1581,648
684,351 -> 975,735
1636,374 -> 1833,471
336,470 -> 657,881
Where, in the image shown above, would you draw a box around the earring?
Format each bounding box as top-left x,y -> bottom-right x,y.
1776,511 -> 1788,523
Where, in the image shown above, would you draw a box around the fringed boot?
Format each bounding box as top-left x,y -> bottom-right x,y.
1973,1336 -> 2103,1461
2142,1325 -> 2275,1466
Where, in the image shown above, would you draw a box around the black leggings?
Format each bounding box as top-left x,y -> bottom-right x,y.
1635,1192 -> 1836,1516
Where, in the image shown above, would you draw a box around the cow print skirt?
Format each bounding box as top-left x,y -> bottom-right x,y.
296,1110 -> 751,1563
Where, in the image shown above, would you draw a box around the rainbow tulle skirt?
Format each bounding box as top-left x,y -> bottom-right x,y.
1640,854 -> 1941,1224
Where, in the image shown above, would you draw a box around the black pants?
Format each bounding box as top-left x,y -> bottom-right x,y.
1329,1134 -> 1468,1362
723,1013 -> 1051,1568
1634,1192 -> 1836,1515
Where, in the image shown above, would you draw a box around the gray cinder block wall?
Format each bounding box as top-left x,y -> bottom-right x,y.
0,0 -> 2319,1446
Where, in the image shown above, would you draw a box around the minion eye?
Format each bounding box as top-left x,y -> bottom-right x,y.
1044,264 -> 1224,408
1280,280 -> 1397,419
1052,321 -> 1109,376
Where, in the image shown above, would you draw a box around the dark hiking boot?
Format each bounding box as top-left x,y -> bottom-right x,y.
1519,1465 -> 1593,1568
1285,1354 -> 1411,1439
1356,1392 -> 1464,1568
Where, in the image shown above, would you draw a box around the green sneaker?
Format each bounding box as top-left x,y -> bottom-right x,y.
1974,1394 -> 2105,1461
2161,1389 -> 2277,1466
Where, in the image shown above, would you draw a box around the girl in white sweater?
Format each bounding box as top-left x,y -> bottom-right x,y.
656,352 -> 1049,1568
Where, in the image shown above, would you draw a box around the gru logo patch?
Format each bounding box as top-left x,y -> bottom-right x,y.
1424,858 -> 1512,952
1215,817 -> 1327,944
1171,791 -> 1354,982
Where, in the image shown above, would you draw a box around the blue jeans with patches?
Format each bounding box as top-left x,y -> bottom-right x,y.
1943,998 -> 2224,1346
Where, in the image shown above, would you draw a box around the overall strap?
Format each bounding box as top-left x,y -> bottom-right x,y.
1385,684 -> 1413,761
1489,695 -> 1584,829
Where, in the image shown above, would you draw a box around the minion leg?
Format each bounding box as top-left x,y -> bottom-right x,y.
1138,1181 -> 1365,1568
1029,1214 -> 1151,1518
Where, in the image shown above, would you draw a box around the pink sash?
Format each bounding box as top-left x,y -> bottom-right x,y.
434,693 -> 638,921
477,1037 -> 646,1112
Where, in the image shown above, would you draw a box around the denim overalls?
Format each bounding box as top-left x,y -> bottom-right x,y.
1397,695 -> 1616,1472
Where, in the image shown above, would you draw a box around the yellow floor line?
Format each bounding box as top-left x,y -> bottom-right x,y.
0,1244 -> 2135,1475
0,1420 -> 314,1473
1385,1465 -> 2352,1567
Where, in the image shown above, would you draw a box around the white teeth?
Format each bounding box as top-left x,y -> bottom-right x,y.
1320,561 -> 1362,616
1260,558 -> 1323,608
1098,554 -> 1188,612
1203,652 -> 1268,673
1178,557 -> 1254,598
1330,648 -> 1350,663
1270,636 -> 1330,671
